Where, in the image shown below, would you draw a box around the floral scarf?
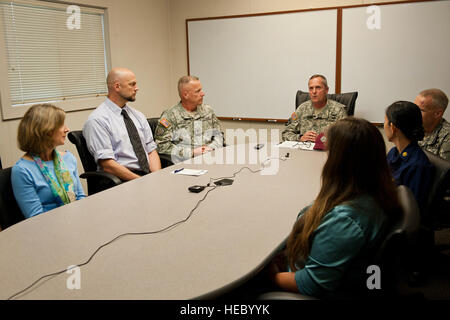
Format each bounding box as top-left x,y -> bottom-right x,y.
32,150 -> 76,205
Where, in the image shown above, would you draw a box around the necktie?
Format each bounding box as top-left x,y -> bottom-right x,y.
121,109 -> 150,174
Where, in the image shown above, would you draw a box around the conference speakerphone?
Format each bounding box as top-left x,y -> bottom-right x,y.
213,178 -> 234,186
188,185 -> 205,193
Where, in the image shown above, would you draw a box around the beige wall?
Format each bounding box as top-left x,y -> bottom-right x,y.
0,0 -> 402,186
0,0 -> 172,175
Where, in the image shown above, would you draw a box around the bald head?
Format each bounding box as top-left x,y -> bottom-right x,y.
107,68 -> 135,90
106,68 -> 138,106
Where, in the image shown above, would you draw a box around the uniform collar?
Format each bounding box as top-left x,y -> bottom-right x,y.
177,101 -> 204,119
308,99 -> 330,117
425,118 -> 444,143
392,141 -> 419,162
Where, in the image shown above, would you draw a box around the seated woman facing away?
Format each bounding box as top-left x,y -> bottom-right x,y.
12,104 -> 85,218
384,101 -> 434,211
271,117 -> 401,298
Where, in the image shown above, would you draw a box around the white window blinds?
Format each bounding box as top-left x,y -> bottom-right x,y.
0,1 -> 107,106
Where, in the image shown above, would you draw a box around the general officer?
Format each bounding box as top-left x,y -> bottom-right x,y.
282,74 -> 347,142
154,76 -> 223,163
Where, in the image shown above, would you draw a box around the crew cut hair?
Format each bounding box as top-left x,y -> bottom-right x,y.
309,74 -> 328,89
178,75 -> 200,96
419,88 -> 448,112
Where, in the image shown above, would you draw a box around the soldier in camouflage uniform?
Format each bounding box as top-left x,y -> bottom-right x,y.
282,75 -> 347,142
154,76 -> 223,162
414,88 -> 450,161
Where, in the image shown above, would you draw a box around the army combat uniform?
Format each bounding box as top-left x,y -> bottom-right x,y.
418,118 -> 450,161
281,99 -> 347,141
154,102 -> 223,162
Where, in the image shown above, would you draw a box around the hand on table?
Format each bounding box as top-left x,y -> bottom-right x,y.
300,131 -> 317,142
193,146 -> 213,156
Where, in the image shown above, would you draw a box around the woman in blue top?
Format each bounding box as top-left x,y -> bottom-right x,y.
271,117 -> 401,298
384,101 -> 434,211
12,104 -> 86,218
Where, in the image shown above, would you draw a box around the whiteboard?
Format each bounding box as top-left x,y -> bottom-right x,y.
188,10 -> 337,120
342,1 -> 450,123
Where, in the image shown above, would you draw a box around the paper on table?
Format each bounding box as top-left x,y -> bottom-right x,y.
274,141 -> 300,149
172,169 -> 208,176
297,142 -> 315,151
275,141 -> 315,150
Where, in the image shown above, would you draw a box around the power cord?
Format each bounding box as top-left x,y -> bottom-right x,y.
7,155 -> 290,300
7,184 -> 219,300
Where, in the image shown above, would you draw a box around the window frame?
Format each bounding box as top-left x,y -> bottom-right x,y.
0,0 -> 111,120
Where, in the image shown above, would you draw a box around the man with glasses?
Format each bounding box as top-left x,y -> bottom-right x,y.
414,88 -> 449,161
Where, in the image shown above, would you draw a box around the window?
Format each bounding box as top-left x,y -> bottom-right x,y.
0,0 -> 109,119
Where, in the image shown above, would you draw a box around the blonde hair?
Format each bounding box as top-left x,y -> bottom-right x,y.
18,104 -> 66,154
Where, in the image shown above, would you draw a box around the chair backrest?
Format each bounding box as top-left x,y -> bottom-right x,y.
422,149 -> 450,228
295,90 -> 358,116
372,185 -> 421,296
147,117 -> 159,136
0,167 -> 25,230
68,131 -> 98,173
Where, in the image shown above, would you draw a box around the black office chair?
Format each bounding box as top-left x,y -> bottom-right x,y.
0,167 -> 25,230
147,117 -> 159,136
258,185 -> 421,300
409,150 -> 450,274
68,131 -> 122,196
422,150 -> 450,229
295,90 -> 358,116
147,117 -> 175,168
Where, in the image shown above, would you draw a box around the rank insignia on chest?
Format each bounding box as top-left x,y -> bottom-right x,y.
159,118 -> 170,128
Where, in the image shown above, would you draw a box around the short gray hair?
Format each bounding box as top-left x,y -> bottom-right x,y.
309,74 -> 328,89
178,75 -> 199,96
419,88 -> 448,112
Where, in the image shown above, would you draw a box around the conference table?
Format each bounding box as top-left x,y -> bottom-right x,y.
0,143 -> 327,300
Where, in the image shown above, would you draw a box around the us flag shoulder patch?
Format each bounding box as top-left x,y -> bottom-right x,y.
159,118 -> 170,128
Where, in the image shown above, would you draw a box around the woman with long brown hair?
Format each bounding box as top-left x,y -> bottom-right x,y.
272,117 -> 401,298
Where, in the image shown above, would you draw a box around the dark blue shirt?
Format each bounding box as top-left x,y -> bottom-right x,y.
387,142 -> 434,210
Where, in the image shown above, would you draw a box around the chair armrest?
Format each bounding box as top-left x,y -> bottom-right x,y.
79,171 -> 123,195
80,171 -> 123,186
159,154 -> 174,168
